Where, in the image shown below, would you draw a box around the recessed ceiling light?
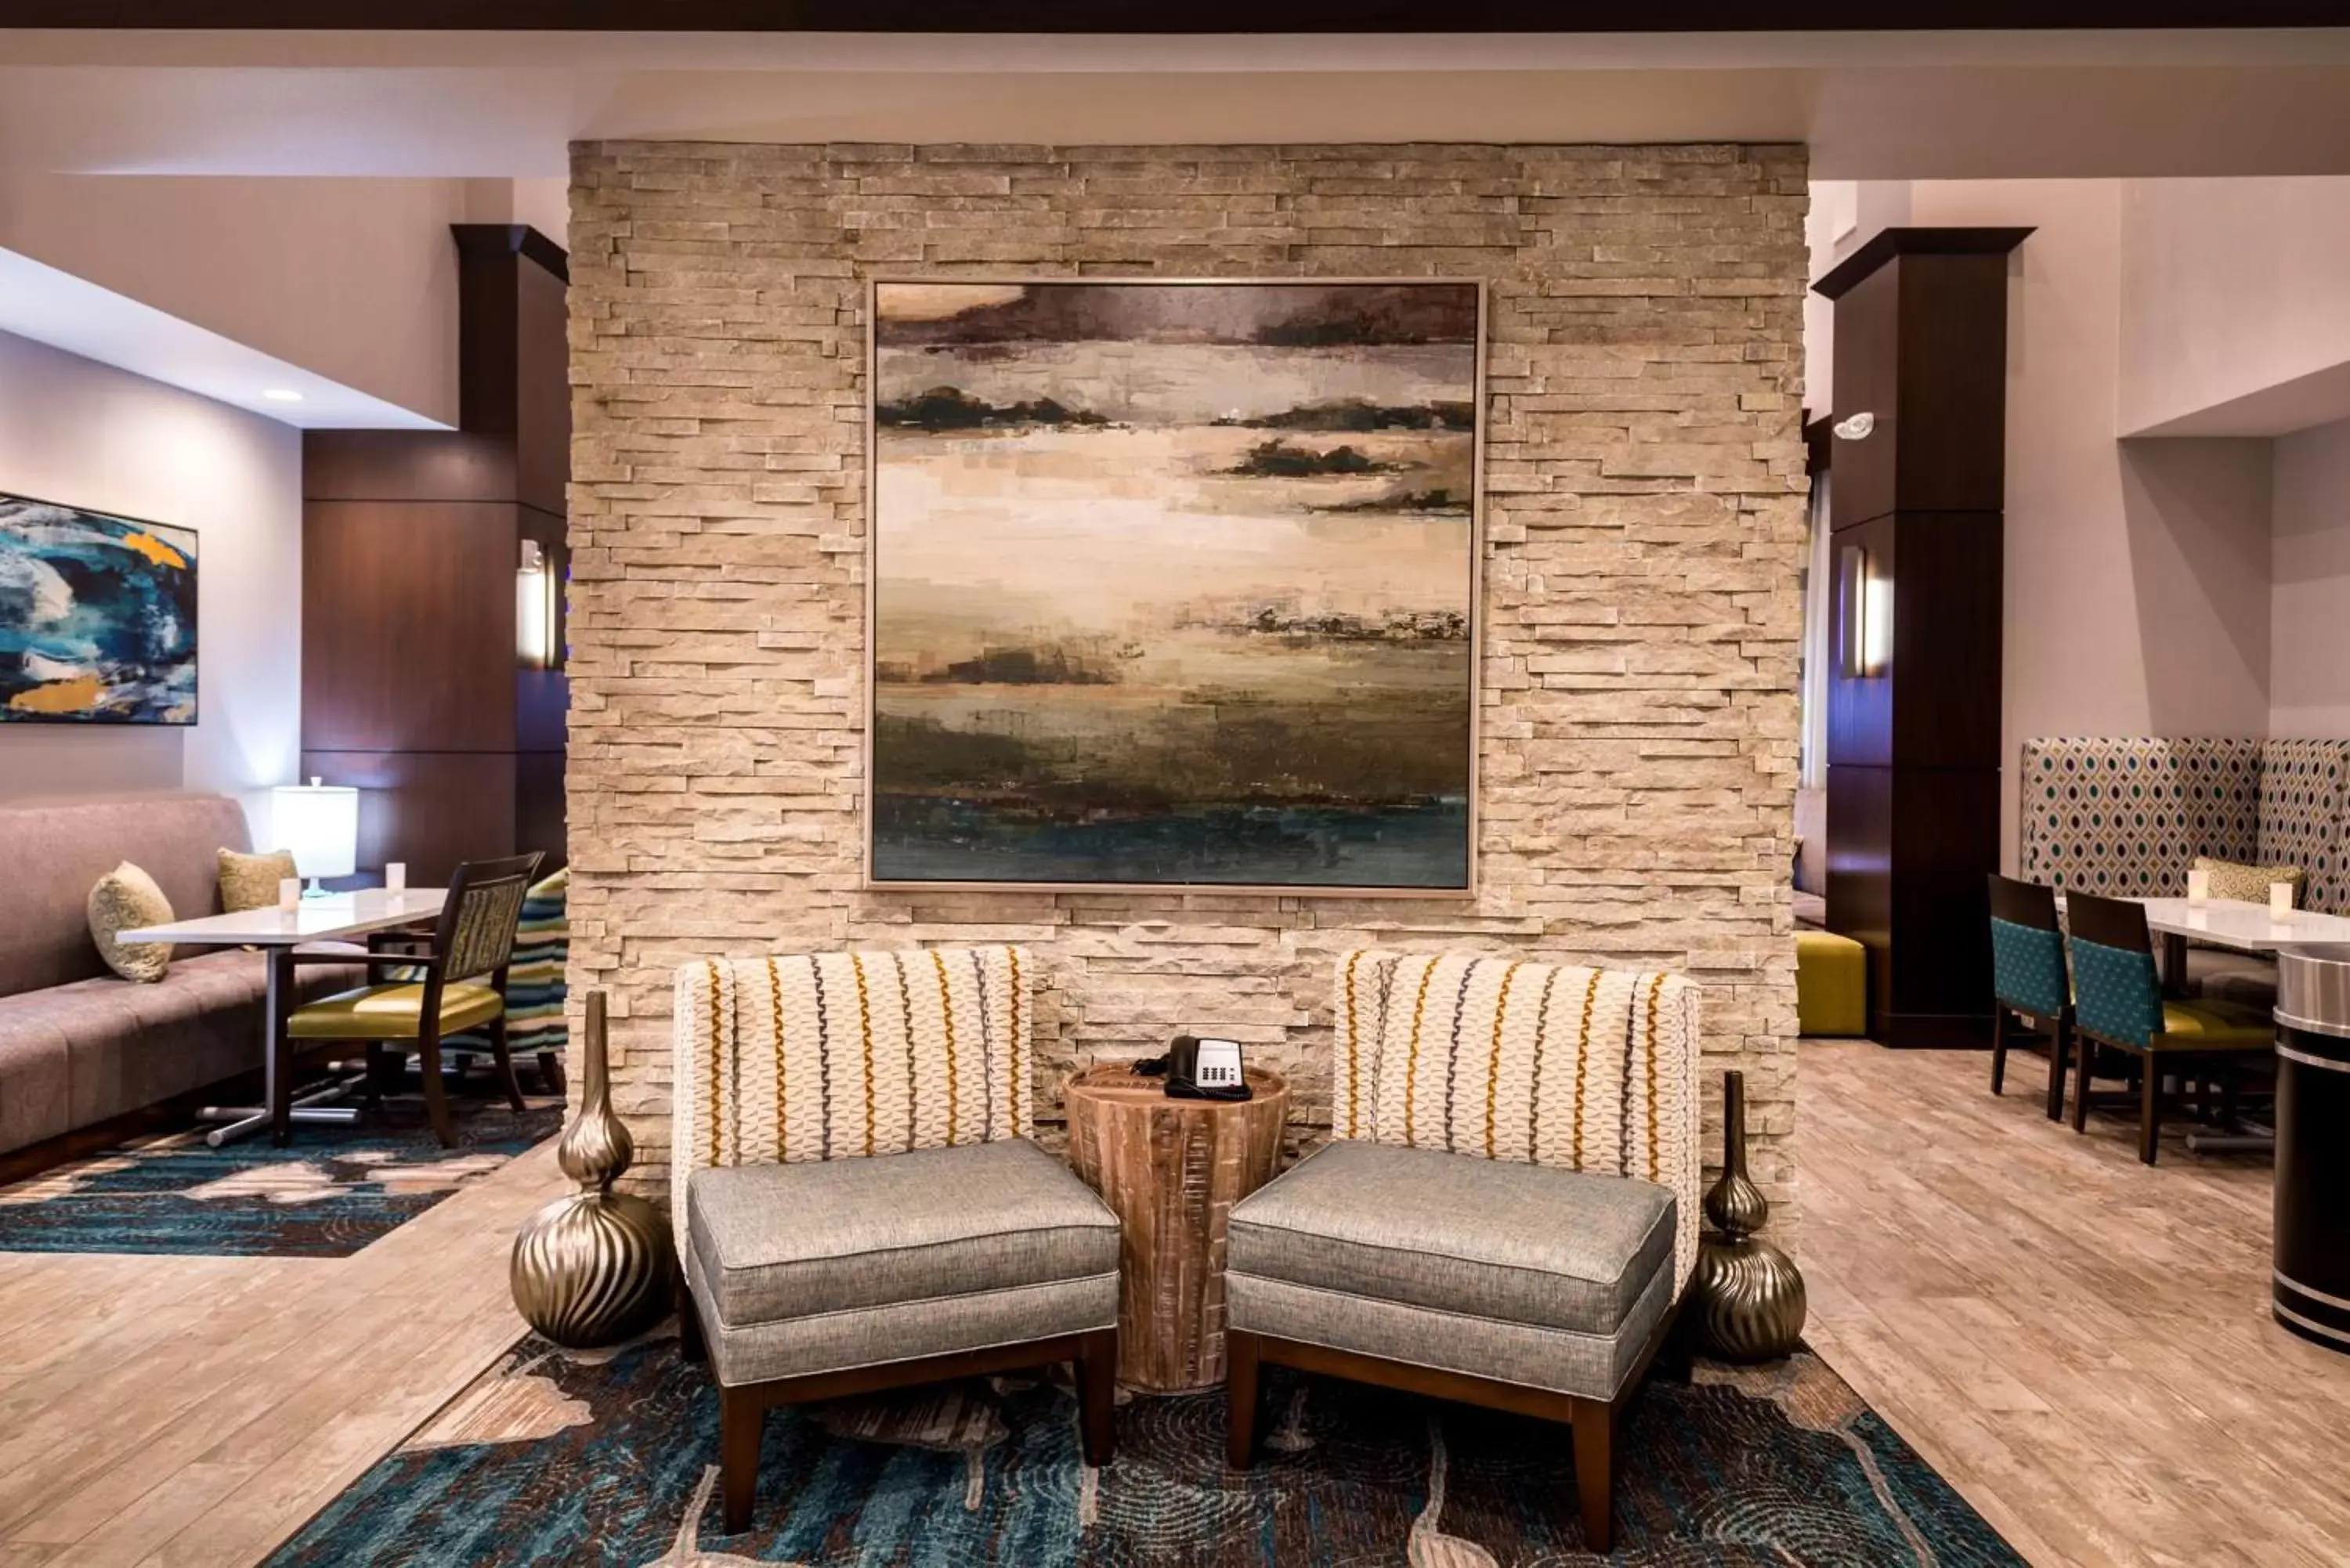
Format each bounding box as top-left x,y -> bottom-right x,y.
261,388 -> 305,403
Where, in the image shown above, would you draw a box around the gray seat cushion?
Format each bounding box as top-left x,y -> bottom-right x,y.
1228,1140 -> 1673,1338
1226,1141 -> 1677,1400
687,1139 -> 1120,1331
2184,947 -> 2279,1011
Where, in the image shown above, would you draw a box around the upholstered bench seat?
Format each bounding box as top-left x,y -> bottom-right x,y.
683,1140 -> 1120,1386
1228,1141 -> 1676,1400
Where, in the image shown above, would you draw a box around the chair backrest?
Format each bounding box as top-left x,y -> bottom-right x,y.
2063,891 -> 2163,1048
432,853 -> 544,986
1987,875 -> 2067,1019
1332,950 -> 1702,1291
670,945 -> 1035,1242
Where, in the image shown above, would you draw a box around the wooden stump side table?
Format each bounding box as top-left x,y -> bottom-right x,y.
1064,1062 -> 1289,1393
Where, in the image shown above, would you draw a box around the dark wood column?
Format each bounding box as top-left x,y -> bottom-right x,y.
301,225 -> 569,887
1815,226 -> 2029,1048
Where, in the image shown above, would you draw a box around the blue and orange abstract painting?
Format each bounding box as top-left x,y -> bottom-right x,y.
0,492 -> 197,724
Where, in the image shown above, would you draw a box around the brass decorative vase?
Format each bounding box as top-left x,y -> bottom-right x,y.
1688,1070 -> 1807,1363
511,990 -> 675,1348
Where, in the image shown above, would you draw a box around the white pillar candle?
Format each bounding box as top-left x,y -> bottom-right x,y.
277,876 -> 302,914
2272,880 -> 2295,919
385,862 -> 407,895
2187,868 -> 2211,903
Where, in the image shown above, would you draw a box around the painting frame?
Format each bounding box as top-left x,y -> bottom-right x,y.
862,275 -> 1485,898
0,489 -> 199,728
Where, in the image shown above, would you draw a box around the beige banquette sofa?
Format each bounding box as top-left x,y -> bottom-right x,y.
0,794 -> 354,1155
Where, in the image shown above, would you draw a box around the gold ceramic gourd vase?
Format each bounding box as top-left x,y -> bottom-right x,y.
510,990 -> 674,1347
1688,1070 -> 1807,1363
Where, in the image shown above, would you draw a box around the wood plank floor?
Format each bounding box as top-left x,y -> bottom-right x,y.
0,1140 -> 562,1568
1799,1037 -> 2350,1568
5,1044 -> 2348,1566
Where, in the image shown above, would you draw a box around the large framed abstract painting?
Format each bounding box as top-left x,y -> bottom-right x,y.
866,279 -> 1481,893
0,492 -> 197,725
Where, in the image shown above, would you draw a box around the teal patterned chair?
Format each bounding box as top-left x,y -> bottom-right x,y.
2063,891 -> 2272,1165
1987,875 -> 2072,1119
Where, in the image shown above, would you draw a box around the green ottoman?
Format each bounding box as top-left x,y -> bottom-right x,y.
1796,930 -> 1867,1037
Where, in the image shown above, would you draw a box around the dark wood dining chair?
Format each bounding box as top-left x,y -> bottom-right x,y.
1988,875 -> 2073,1118
280,853 -> 545,1147
2063,890 -> 2272,1165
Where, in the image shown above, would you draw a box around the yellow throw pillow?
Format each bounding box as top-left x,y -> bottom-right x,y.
88,862 -> 175,983
219,847 -> 298,913
2194,855 -> 2305,907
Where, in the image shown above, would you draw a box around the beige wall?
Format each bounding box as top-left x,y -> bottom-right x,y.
0,175 -> 479,425
0,331 -> 303,840
2273,417 -> 2350,739
2118,178 -> 2350,437
569,141 -> 1810,1231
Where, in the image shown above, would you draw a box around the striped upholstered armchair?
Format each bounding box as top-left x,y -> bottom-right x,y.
1224,951 -> 1701,1554
671,946 -> 1120,1535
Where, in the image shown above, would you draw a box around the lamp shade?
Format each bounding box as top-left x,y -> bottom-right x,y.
272,778 -> 358,880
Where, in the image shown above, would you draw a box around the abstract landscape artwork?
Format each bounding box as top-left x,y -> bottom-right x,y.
0,493 -> 197,725
869,280 -> 1480,891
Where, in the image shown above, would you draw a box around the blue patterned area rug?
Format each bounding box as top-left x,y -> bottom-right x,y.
267,1332 -> 2023,1566
0,1091 -> 562,1258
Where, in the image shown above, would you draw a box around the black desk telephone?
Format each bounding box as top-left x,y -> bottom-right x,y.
1133,1035 -> 1252,1101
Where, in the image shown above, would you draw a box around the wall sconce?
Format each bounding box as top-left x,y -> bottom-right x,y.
517,538 -> 555,669
1839,544 -> 1892,678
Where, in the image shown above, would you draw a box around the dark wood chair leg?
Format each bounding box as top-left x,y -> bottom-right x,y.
486,1012 -> 528,1113
2138,1056 -> 2161,1165
1990,1005 -> 2009,1095
2221,1067 -> 2241,1131
2072,1038 -> 2095,1133
2044,1013 -> 2070,1122
678,1282 -> 707,1365
417,1026 -> 458,1148
362,1043 -> 386,1110
1572,1399 -> 1616,1554
1225,1329 -> 1261,1469
536,1049 -> 567,1097
1076,1328 -> 1118,1469
720,1384 -> 763,1534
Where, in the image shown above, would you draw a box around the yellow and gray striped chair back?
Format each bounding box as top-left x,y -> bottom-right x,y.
1333,950 -> 1704,1289
671,945 -> 1034,1245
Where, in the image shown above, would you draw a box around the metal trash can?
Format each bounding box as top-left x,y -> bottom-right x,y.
2274,945 -> 2350,1354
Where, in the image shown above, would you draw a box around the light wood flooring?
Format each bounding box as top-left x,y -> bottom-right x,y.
1800,1037 -> 2350,1568
0,1140 -> 561,1567
4,1044 -> 2348,1566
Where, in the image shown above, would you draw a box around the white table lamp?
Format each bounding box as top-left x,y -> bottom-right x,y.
272,778 -> 359,897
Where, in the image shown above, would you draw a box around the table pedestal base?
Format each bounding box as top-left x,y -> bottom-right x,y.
198,1076 -> 363,1147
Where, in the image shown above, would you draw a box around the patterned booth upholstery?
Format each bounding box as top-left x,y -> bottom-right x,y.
1224,951 -> 1700,1552
671,945 -> 1119,1533
2019,736 -> 2350,916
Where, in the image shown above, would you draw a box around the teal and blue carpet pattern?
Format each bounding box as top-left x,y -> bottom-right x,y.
0,1092 -> 562,1259
267,1334 -> 2024,1566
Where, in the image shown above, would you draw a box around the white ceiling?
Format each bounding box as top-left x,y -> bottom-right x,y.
3,29 -> 2350,179
0,247 -> 446,430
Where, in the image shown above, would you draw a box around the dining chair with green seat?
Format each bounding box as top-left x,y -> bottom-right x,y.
1988,874 -> 2073,1119
281,852 -> 545,1147
2063,890 -> 2274,1165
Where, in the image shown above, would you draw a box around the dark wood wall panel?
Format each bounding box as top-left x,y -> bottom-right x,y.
300,750 -> 516,888
300,224 -> 569,882
302,500 -> 518,753
1817,226 -> 2026,1049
